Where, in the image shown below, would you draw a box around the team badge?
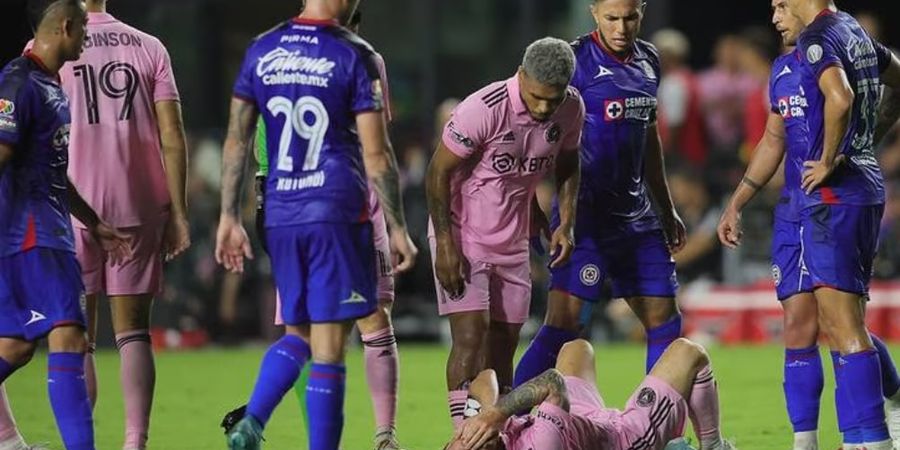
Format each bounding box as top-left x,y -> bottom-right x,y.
371,79 -> 385,110
604,100 -> 624,121
0,98 -> 14,115
491,152 -> 515,174
636,387 -> 657,407
580,264 -> 600,286
545,123 -> 561,144
771,265 -> 782,287
778,98 -> 791,118
806,44 -> 823,64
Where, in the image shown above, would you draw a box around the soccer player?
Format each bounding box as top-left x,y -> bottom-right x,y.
425,37 -> 584,427
0,1 -> 131,449
777,1 -> 900,449
215,0 -> 417,448
446,339 -> 733,450
718,2 -> 900,449
40,0 -> 190,448
515,0 -> 686,388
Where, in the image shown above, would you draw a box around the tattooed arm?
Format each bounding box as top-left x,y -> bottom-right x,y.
425,142 -> 467,297
357,110 -> 418,273
215,98 -> 258,273
874,53 -> 900,146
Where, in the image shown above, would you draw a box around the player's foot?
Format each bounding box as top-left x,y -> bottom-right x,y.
0,438 -> 50,450
374,428 -> 405,450
662,437 -> 697,450
886,397 -> 900,446
226,416 -> 263,450
220,404 -> 248,434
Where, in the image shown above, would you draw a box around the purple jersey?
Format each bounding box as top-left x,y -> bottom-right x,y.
233,18 -> 384,227
0,53 -> 75,257
795,10 -> 892,207
557,32 -> 661,237
769,51 -> 809,222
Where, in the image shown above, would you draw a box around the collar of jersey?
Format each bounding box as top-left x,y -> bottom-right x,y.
23,50 -> 59,81
87,12 -> 117,24
292,17 -> 339,26
815,8 -> 836,20
506,76 -> 532,122
591,31 -> 634,64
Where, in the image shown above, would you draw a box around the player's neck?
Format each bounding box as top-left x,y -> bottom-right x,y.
800,1 -> 837,26
85,0 -> 106,13
27,41 -> 64,75
298,5 -> 341,23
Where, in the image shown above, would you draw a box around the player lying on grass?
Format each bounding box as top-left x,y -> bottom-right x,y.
446,339 -> 734,450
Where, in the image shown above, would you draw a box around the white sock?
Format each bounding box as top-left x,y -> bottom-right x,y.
793,430 -> 818,450
862,439 -> 892,450
0,436 -> 26,450
700,435 -> 723,450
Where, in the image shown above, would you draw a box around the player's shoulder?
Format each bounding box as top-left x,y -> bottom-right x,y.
634,39 -> 660,63
562,85 -> 585,114
0,57 -> 37,99
468,79 -> 510,111
570,33 -> 594,54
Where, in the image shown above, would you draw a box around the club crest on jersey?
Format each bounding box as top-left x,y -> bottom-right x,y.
636,387 -> 656,407
604,100 -> 625,121
545,123 -> 561,144
771,264 -> 782,287
52,124 -> 70,151
0,98 -> 14,115
604,97 -> 656,122
580,264 -> 600,286
806,44 -> 823,64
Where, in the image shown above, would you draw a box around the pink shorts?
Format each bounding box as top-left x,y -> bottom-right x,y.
615,375 -> 689,449
429,239 -> 531,324
75,222 -> 164,297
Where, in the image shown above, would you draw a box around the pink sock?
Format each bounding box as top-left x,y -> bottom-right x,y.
85,343 -> 98,409
116,330 -> 155,450
0,384 -> 22,444
689,364 -> 722,448
362,327 -> 399,432
448,389 -> 468,430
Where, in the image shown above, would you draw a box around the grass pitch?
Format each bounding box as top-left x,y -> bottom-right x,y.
7,343 -> 879,449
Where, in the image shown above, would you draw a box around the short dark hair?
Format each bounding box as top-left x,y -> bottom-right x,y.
28,0 -> 83,31
739,26 -> 779,62
348,10 -> 362,28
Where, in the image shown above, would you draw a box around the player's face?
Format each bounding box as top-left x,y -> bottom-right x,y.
590,0 -> 645,56
771,0 -> 803,46
61,10 -> 88,61
518,70 -> 567,122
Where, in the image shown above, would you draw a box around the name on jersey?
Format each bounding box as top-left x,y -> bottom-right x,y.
846,37 -> 878,70
83,31 -> 143,49
535,409 -> 565,432
275,171 -> 325,192
492,153 -> 555,175
257,47 -> 335,88
603,97 -> 656,122
280,34 -> 319,45
777,94 -> 807,119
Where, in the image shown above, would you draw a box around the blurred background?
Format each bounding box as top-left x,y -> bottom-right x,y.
2,0 -> 899,347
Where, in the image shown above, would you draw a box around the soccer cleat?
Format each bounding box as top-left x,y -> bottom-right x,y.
221,404 -> 248,434
374,428 -> 405,450
226,416 -> 263,450
662,437 -> 697,450
886,397 -> 900,446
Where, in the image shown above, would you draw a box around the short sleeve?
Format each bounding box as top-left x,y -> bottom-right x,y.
873,39 -> 894,74
350,51 -> 384,114
0,76 -> 32,148
232,44 -> 258,104
561,93 -> 585,150
152,40 -> 180,103
516,403 -> 567,450
441,95 -> 492,159
798,32 -> 843,80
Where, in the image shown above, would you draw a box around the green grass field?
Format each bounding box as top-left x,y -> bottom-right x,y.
7,343 -> 893,449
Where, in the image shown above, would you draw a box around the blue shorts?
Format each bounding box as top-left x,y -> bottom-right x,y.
549,229 -> 678,302
267,222 -> 377,324
771,217 -> 813,301
799,204 -> 883,296
0,248 -> 86,341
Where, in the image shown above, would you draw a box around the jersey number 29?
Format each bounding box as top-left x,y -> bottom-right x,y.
267,95 -> 329,172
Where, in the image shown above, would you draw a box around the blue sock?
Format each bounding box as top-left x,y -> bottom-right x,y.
246,335 -> 310,426
0,357 -> 13,383
832,351 -> 863,444
513,325 -> 578,388
47,353 -> 94,450
870,333 -> 900,398
306,363 -> 346,450
783,345 -> 823,432
839,350 -> 889,443
645,314 -> 682,374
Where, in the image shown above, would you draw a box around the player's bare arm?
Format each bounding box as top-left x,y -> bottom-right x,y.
644,123 -> 686,252
802,66 -> 853,194
66,178 -> 132,266
425,142 -> 468,298
156,100 -> 191,261
718,112 -> 787,248
874,52 -> 900,146
0,143 -> 12,171
550,147 -> 580,268
357,110 -> 418,273
215,97 -> 258,273
457,368 -> 570,449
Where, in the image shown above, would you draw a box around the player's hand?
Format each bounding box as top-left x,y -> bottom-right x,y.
717,207 -> 743,249
548,223 -> 574,268
435,237 -> 468,299
455,408 -> 504,450
215,216 -> 254,274
390,228 -> 418,273
802,155 -> 845,194
162,213 -> 191,262
91,222 -> 133,267
661,210 -> 687,253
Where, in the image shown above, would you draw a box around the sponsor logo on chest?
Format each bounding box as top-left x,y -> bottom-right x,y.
603,96 -> 657,122
257,47 -> 336,87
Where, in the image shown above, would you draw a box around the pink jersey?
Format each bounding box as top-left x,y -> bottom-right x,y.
502,402 -> 614,449
432,76 -> 584,265
61,12 -> 180,227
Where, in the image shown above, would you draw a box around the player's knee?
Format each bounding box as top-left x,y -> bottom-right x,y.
47,326 -> 88,354
0,340 -> 37,367
559,339 -> 593,361
669,338 -> 708,368
637,299 -> 679,329
783,311 -> 819,348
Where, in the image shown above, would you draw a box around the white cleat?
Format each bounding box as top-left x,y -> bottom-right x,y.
374,428 -> 405,450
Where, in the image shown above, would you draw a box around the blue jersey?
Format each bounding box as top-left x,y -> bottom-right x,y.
0,53 -> 75,257
796,10 -> 892,207
233,18 -> 384,227
559,33 -> 661,237
769,51 -> 809,222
